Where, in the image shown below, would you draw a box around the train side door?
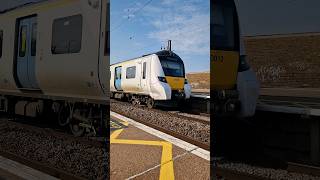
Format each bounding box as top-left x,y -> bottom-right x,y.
141,60 -> 148,93
114,66 -> 122,90
16,16 -> 39,89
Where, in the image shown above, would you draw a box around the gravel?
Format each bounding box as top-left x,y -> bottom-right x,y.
215,161 -> 320,180
110,100 -> 210,145
168,111 -> 210,122
0,119 -> 108,180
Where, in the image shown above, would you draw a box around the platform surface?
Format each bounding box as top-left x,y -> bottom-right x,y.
110,112 -> 210,180
0,155 -> 58,180
257,88 -> 320,116
260,88 -> 320,98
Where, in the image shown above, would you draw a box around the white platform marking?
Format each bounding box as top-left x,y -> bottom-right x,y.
110,111 -> 210,161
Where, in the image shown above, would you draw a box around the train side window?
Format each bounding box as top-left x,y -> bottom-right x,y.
115,66 -> 122,79
19,26 -> 27,57
31,23 -> 37,56
142,62 -> 146,79
126,66 -> 136,79
0,30 -> 3,58
51,15 -> 82,54
104,3 -> 110,56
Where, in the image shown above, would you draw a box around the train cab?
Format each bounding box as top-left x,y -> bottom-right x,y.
211,0 -> 259,117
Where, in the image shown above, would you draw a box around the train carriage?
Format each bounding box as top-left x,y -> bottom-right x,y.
0,0 -> 110,136
211,0 -> 259,117
110,43 -> 191,108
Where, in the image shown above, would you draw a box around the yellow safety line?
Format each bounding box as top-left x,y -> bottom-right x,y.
110,129 -> 123,140
110,119 -> 175,180
160,142 -> 175,180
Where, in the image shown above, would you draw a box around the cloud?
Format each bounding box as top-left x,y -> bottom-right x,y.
143,0 -> 210,55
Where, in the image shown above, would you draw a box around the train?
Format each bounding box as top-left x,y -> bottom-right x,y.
211,0 -> 259,117
0,0 -> 109,136
110,41 -> 192,108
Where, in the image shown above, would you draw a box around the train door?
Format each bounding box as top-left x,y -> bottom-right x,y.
114,66 -> 122,90
16,16 -> 39,89
98,0 -> 109,95
141,60 -> 148,93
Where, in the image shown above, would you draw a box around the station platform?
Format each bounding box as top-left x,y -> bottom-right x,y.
260,88 -> 320,98
257,88 -> 320,116
0,155 -> 58,180
110,112 -> 210,180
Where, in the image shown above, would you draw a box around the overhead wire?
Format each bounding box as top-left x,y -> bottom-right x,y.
111,0 -> 154,32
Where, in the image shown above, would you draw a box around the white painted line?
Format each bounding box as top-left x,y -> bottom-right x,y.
110,111 -> 210,161
0,155 -> 59,180
257,104 -> 320,116
191,94 -> 210,99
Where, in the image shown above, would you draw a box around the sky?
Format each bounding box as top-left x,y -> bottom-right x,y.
110,0 -> 210,73
235,0 -> 320,36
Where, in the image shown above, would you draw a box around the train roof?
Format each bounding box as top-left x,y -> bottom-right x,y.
110,50 -> 182,66
0,0 -> 48,14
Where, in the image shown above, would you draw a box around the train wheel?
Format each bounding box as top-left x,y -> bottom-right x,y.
131,97 -> 140,106
69,120 -> 85,137
58,105 -> 70,127
146,98 -> 155,109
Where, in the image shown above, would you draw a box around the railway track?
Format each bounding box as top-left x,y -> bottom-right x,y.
287,162 -> 320,177
150,106 -> 210,125
0,114 -> 106,148
215,167 -> 272,180
0,150 -> 85,180
110,99 -> 210,150
0,116 -> 108,179
214,160 -> 320,180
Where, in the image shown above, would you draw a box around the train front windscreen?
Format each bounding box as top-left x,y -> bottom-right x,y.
159,57 -> 185,78
159,56 -> 186,90
211,0 -> 240,90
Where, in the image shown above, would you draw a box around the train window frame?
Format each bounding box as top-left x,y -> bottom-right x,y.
51,14 -> 83,54
211,0 -> 240,51
142,62 -> 146,79
104,3 -> 110,56
31,23 -> 37,56
19,26 -> 27,57
115,66 -> 122,79
126,66 -> 136,79
0,30 -> 3,58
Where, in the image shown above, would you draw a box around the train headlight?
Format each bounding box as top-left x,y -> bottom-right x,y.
184,79 -> 188,84
158,76 -> 167,83
238,55 -> 250,72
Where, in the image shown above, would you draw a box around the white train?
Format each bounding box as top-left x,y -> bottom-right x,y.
110,43 -> 192,108
211,0 -> 259,117
0,0 -> 109,136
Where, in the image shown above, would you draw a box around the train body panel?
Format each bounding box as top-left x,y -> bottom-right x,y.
211,50 -> 239,90
110,50 -> 191,105
0,0 -> 110,103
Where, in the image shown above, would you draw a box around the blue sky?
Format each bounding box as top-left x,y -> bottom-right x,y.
111,0 -> 210,73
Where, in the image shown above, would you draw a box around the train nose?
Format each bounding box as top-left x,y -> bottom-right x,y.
165,77 -> 185,90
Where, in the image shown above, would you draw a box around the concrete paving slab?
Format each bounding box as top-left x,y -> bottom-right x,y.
110,112 -> 210,180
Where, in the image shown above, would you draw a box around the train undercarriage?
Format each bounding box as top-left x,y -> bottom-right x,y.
0,95 -> 108,137
212,89 -> 240,116
111,92 -> 156,108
